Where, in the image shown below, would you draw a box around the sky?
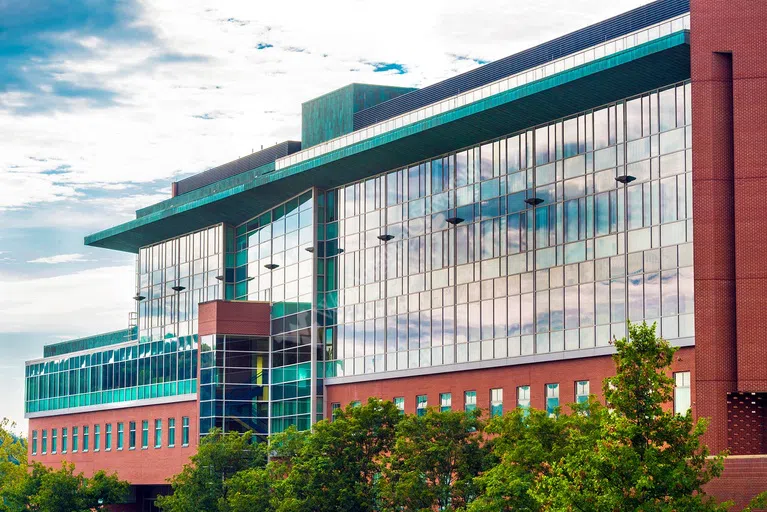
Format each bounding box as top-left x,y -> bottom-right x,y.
0,0 -> 650,432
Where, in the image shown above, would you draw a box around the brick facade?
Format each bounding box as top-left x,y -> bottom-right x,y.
28,400 -> 198,486
690,0 -> 767,454
198,300 -> 271,337
326,347 -> 696,417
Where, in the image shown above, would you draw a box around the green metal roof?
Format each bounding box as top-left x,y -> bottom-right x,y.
86,31 -> 690,254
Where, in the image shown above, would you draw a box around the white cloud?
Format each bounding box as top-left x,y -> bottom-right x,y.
0,0 -> 649,212
27,253 -> 93,264
0,265 -> 134,333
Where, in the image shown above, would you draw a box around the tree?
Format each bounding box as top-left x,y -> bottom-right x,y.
156,429 -> 267,512
533,321 -> 727,511
381,408 -> 488,511
223,427 -> 307,512
469,401 -> 605,512
278,398 -> 401,512
0,418 -> 28,512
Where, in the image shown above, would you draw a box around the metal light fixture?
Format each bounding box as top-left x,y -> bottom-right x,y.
245,276 -> 255,282
304,247 -> 315,253
615,175 -> 636,184
446,217 -> 464,226
337,248 -> 345,253
264,263 -> 279,270
133,294 -> 146,301
377,234 -> 395,242
171,285 -> 186,292
215,275 -> 225,281
524,197 -> 544,206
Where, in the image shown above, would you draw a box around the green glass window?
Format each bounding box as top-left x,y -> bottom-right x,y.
105,424 -> 112,450
82,426 -> 89,452
62,428 -> 67,453
350,400 -> 361,408
330,403 -> 341,421
72,427 -> 78,453
93,424 -> 100,452
182,417 -> 189,446
129,421 -> 136,449
154,419 -> 162,448
517,385 -> 530,410
51,429 -> 57,454
440,393 -> 451,412
168,418 -> 175,447
31,430 -> 37,455
141,420 -> 148,449
416,395 -> 427,417
490,388 -> 503,417
117,423 -> 124,450
546,383 -> 560,417
575,380 -> 590,404
464,391 -> 477,413
41,430 -> 47,454
394,397 -> 404,414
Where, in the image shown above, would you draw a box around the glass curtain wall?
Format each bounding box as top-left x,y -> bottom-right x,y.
227,191 -> 318,434
322,81 -> 694,379
25,335 -> 197,414
199,335 -> 270,440
137,225 -> 224,340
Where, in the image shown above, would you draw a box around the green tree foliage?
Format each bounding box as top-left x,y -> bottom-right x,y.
16,462 -> 128,512
156,429 -> 267,512
0,419 -> 28,512
469,401 -> 606,512
533,322 -> 727,511
277,398 -> 401,512
381,408 -> 488,511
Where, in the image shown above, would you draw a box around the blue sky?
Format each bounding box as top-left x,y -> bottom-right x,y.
0,0 -> 648,431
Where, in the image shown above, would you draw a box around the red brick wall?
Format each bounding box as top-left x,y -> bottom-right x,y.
198,300 -> 271,337
704,456 -> 767,511
691,0 -> 767,452
326,347 -> 695,417
28,400 -> 198,485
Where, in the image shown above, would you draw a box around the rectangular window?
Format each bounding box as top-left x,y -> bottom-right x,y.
105,424 -> 112,451
168,418 -> 176,447
154,419 -> 162,448
129,421 -> 136,450
141,420 -> 148,449
72,427 -> 78,453
394,397 -> 405,414
117,423 -> 124,450
182,417 -> 189,446
82,426 -> 89,452
51,429 -> 57,454
575,380 -> 590,404
517,385 -> 530,409
546,384 -> 560,417
41,430 -> 47,454
490,388 -> 503,417
416,395 -> 428,417
674,371 -> 691,415
464,391 -> 477,413
330,403 -> 341,421
350,400 -> 361,408
440,393 -> 452,412
31,430 -> 37,455
93,424 -> 100,452
62,428 -> 68,454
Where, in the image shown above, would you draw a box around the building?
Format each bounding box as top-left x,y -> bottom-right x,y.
24,0 -> 767,508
